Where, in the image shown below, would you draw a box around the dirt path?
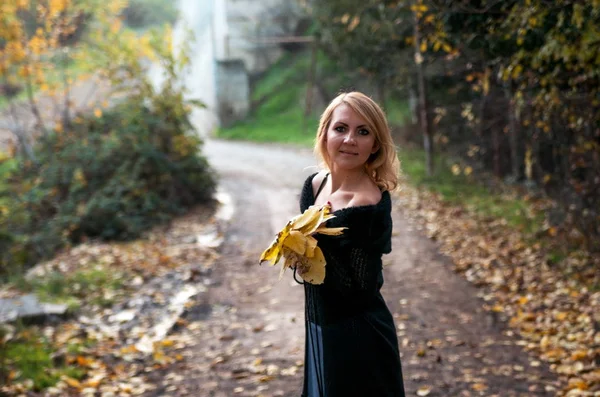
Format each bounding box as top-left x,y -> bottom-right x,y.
143,139 -> 558,397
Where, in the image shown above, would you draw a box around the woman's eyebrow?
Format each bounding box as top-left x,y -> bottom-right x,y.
332,121 -> 348,126
332,121 -> 368,128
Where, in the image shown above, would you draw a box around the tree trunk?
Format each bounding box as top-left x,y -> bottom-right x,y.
506,85 -> 522,181
303,40 -> 318,133
492,123 -> 501,178
315,79 -> 332,105
477,93 -> 487,141
24,61 -> 48,137
62,49 -> 71,129
304,41 -> 317,117
414,11 -> 434,176
407,76 -> 418,125
8,102 -> 36,163
376,79 -> 386,110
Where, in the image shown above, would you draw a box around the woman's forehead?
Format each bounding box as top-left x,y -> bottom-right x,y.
331,103 -> 369,125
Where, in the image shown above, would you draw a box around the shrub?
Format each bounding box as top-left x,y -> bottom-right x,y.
0,86 -> 215,276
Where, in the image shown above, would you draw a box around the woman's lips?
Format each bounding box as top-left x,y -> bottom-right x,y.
339,150 -> 358,155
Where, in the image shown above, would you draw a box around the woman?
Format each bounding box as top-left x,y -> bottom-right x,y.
297,91 -> 406,396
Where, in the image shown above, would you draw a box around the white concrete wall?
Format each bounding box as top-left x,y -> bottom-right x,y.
148,0 -> 301,136
219,0 -> 294,73
176,0 -> 219,136
216,60 -> 249,126
213,0 -> 229,60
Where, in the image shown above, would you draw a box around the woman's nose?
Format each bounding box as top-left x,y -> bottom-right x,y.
343,132 -> 357,144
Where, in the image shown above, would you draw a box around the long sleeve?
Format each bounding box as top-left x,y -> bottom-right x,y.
316,200 -> 392,298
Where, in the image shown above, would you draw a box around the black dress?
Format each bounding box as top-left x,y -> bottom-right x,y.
298,173 -> 405,397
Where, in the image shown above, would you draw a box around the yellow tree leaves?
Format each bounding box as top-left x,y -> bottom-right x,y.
0,0 -> 78,93
338,13 -> 360,32
410,2 -> 429,19
49,0 -> 69,15
28,34 -> 46,55
107,0 -> 128,15
3,41 -> 26,63
411,2 -> 454,58
0,0 -> 166,134
347,15 -> 360,32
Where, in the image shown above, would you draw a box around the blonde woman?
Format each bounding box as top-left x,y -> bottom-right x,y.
297,92 -> 406,396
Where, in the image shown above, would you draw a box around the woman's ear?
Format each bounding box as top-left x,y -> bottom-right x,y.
371,141 -> 380,154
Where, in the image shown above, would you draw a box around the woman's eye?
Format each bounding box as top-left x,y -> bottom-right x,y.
359,129 -> 369,135
335,126 -> 345,132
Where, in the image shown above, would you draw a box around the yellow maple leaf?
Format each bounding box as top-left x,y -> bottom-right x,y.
259,203 -> 346,285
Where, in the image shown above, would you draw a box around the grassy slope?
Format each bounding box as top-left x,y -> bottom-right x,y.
217,53 -> 318,147
399,149 -> 542,233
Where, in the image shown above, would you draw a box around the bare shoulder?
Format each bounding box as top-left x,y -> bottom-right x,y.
348,180 -> 382,207
311,170 -> 329,195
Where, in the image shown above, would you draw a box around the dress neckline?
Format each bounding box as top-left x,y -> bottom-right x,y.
308,172 -> 389,216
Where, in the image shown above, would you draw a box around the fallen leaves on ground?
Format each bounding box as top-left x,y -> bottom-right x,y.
394,184 -> 599,396
0,204 -> 219,396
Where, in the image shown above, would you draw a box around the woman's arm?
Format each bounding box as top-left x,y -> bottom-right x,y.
318,207 -> 392,297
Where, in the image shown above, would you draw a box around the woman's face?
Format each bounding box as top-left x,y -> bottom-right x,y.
325,103 -> 379,172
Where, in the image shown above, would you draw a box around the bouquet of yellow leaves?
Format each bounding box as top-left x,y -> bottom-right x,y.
259,203 -> 346,284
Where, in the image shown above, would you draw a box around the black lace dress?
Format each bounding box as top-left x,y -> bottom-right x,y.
298,173 -> 405,397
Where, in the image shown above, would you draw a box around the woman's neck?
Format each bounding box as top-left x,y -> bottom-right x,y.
328,167 -> 369,193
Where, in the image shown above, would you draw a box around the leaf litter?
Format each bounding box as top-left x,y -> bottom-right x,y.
0,204 -> 220,396
394,184 -> 599,396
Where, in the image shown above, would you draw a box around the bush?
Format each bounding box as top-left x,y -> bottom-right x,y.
0,87 -> 215,276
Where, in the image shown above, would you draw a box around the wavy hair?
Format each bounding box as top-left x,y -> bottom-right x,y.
314,92 -> 400,192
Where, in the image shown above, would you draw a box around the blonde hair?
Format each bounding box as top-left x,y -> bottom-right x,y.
314,91 -> 400,192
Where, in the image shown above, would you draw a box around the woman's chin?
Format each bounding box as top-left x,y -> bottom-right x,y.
331,162 -> 367,173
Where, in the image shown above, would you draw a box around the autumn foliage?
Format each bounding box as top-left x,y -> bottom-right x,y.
0,0 -> 215,276
311,0 -> 600,250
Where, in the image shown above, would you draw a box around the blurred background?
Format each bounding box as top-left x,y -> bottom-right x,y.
0,0 -> 598,395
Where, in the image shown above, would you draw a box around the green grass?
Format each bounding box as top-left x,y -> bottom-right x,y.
251,53 -> 312,102
218,51 -> 319,146
0,326 -> 86,391
218,109 -> 318,147
16,266 -> 125,311
0,157 -> 15,180
399,148 -> 544,234
386,96 -> 411,127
